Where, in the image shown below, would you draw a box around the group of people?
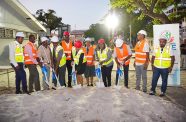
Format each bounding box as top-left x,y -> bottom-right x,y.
9,30 -> 175,97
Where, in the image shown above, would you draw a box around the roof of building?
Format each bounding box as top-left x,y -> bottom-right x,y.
71,30 -> 87,35
5,0 -> 46,32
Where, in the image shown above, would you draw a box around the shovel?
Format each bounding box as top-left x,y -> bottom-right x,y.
41,66 -> 50,87
95,64 -> 105,88
114,66 -> 123,90
51,68 -> 62,89
71,64 -> 81,89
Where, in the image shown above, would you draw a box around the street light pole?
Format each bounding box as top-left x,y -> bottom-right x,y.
129,24 -> 131,45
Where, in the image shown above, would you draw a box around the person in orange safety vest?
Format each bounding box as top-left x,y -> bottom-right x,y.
61,31 -> 73,87
113,38 -> 132,88
24,35 -> 41,93
83,37 -> 95,86
134,30 -> 150,92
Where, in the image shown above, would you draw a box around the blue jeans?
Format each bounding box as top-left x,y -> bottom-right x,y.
151,67 -> 169,93
11,63 -> 28,92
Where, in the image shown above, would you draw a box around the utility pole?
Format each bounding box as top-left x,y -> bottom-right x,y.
129,24 -> 131,45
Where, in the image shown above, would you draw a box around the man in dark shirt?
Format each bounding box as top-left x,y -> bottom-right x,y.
180,39 -> 186,69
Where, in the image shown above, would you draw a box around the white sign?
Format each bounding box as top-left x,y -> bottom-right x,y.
153,24 -> 180,86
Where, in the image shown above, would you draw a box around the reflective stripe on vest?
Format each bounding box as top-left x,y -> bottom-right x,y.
134,40 -> 147,64
50,44 -> 66,67
15,42 -> 24,62
24,42 -> 37,64
61,41 -> 72,60
97,47 -> 113,66
72,49 -> 86,65
83,46 -> 94,65
154,46 -> 171,68
115,44 -> 130,65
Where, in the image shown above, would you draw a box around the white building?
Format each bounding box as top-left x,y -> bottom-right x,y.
163,3 -> 186,40
0,0 -> 46,65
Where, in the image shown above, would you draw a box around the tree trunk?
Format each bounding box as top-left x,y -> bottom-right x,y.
144,10 -> 171,24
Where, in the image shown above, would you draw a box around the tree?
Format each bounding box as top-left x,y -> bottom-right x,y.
111,0 -> 184,24
84,24 -> 109,43
35,9 -> 62,31
115,7 -> 153,39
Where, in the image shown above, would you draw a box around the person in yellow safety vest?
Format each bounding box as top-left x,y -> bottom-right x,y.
50,36 -> 66,89
96,39 -> 113,87
72,40 -> 87,86
9,32 -> 29,94
149,33 -> 175,97
83,37 -> 95,86
113,38 -> 132,88
134,30 -> 150,92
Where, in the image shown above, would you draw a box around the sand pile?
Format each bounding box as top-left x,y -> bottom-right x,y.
0,87 -> 185,122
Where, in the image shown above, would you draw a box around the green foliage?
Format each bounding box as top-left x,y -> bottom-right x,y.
35,9 -> 62,31
111,0 -> 183,24
84,24 -> 109,43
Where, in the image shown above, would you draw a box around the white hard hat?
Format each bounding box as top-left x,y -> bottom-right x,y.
51,36 -> 59,42
85,37 -> 91,42
137,30 -> 147,36
159,30 -> 171,41
16,32 -> 24,37
41,37 -> 49,42
54,30 -> 58,36
51,30 -> 55,34
115,38 -> 123,47
159,34 -> 168,41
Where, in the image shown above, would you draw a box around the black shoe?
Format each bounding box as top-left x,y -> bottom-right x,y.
87,84 -> 90,86
68,85 -> 72,88
51,87 -> 56,90
23,91 -> 31,95
15,91 -> 22,94
143,90 -> 147,93
135,87 -> 140,91
149,91 -> 155,95
159,92 -> 165,97
29,90 -> 34,93
90,84 -> 93,87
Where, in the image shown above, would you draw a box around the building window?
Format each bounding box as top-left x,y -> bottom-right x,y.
5,29 -> 13,38
0,28 -> 5,38
0,28 -> 13,38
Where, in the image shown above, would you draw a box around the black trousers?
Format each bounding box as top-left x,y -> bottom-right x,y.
101,65 -> 113,87
66,60 -> 72,87
27,64 -> 40,92
115,65 -> 129,87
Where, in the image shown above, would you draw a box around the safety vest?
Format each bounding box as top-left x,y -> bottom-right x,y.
93,45 -> 97,49
134,40 -> 148,64
24,42 -> 38,64
97,46 -> 113,66
61,40 -> 72,60
154,46 -> 171,68
72,48 -> 86,65
14,41 -> 24,62
83,46 -> 94,65
115,44 -> 130,65
50,44 -> 66,67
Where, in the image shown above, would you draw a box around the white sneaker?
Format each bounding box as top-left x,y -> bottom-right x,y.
57,86 -> 65,90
